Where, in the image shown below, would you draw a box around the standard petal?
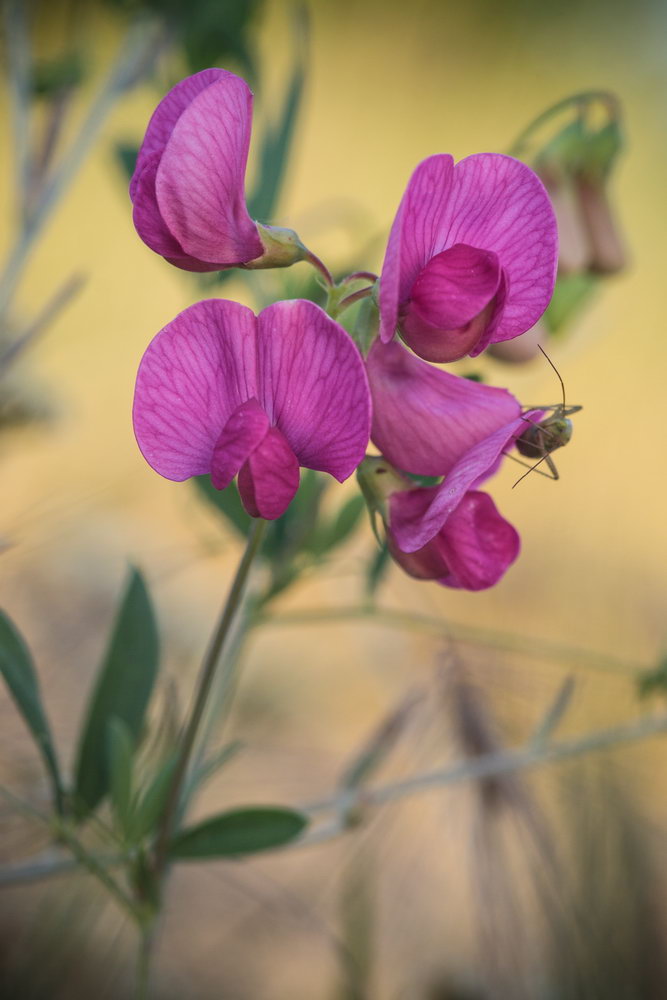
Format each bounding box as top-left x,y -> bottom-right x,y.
256,300 -> 371,481
237,426 -> 300,519
367,339 -> 521,476
133,300 -> 257,481
379,154 -> 456,343
155,74 -> 263,266
446,154 -> 558,342
131,69 -> 229,200
430,490 -> 520,590
389,412 -> 541,551
210,398 -> 270,490
132,154 -> 216,271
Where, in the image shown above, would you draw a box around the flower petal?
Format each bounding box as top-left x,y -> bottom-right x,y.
389,412 -> 541,551
155,73 -> 263,266
133,300 -> 257,481
237,426 -> 300,519
400,244 -> 503,362
367,339 -> 521,476
445,154 -> 558,343
432,490 -> 520,589
387,490 -> 519,590
379,154 -> 455,344
131,69 -> 227,201
256,300 -> 371,481
210,398 -> 270,490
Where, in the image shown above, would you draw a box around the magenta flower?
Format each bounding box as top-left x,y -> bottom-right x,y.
133,299 -> 371,519
386,489 -> 520,591
131,69 -> 272,272
361,340 -> 542,588
379,153 -> 558,362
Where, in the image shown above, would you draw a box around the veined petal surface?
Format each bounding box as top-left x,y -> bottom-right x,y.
367,340 -> 521,476
133,300 -> 257,481
256,300 -> 371,482
155,74 -> 262,265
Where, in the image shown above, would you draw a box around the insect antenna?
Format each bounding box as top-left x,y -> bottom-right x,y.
537,344 -> 566,414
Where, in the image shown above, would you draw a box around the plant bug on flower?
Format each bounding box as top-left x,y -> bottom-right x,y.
507,346 -> 582,487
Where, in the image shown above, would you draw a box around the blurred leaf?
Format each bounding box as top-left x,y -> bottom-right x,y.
114,141 -> 139,182
248,9 -> 306,222
0,609 -> 64,813
32,53 -> 84,97
108,718 -> 135,836
130,754 -> 177,841
192,740 -> 243,791
74,569 -> 159,818
263,468 -> 324,561
170,806 -> 308,859
545,272 -> 598,334
365,542 -> 390,598
193,475 -> 251,538
307,494 -> 365,557
637,657 -> 667,699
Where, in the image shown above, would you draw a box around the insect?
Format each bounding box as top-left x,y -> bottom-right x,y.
506,346 -> 582,487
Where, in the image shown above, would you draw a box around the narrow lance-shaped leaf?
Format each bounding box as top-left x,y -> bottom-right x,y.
247,7 -> 307,222
170,806 -> 308,860
193,475 -> 251,538
0,610 -> 65,813
307,493 -> 366,557
74,568 -> 159,818
108,717 -> 134,837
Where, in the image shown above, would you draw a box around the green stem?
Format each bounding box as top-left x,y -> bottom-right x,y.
152,519 -> 267,875
336,286 -> 374,315
251,605 -> 644,677
508,90 -> 620,158
301,247 -> 334,287
135,922 -> 155,1000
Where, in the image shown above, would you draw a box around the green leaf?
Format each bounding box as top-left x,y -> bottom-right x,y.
74,568 -> 159,818
193,476 -> 251,538
365,543 -> 390,598
0,610 -> 64,813
130,754 -> 177,842
114,141 -> 139,182
308,494 -> 365,557
544,272 -> 598,334
170,806 -> 308,860
247,9 -> 307,222
108,718 -> 134,836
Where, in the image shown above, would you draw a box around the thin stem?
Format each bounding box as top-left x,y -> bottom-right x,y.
508,90 -> 620,157
53,822 -> 138,918
341,271 -> 378,286
3,0 -> 33,220
0,19 -> 164,319
152,519 -> 267,875
336,286 -> 374,315
135,922 -> 155,1000
0,851 -> 123,888
251,605 -> 644,677
302,247 -> 334,287
300,710 -> 667,840
0,273 -> 85,372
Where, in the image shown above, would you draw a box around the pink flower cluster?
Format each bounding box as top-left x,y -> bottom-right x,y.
131,69 -> 558,591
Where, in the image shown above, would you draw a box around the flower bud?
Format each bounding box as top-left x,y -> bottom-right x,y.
486,319 -> 548,364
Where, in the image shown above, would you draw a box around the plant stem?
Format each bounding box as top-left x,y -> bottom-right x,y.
336,286 -> 374,314
135,922 -> 155,1000
152,519 -> 267,875
299,709 -> 667,842
302,247 -> 334,287
508,89 -> 620,157
252,605 -> 643,677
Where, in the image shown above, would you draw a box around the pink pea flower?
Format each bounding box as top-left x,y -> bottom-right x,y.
361,340 -> 542,588
130,69 -> 300,272
379,153 -> 558,363
358,456 -> 521,592
388,488 -> 520,591
133,299 -> 371,519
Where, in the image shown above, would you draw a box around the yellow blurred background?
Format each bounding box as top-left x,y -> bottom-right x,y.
2,0 -> 667,997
